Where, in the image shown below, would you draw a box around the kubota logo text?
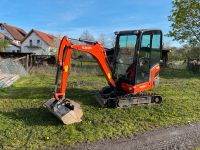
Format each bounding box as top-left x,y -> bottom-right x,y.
82,46 -> 92,49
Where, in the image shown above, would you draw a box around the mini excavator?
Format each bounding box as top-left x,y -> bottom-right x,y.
44,29 -> 163,124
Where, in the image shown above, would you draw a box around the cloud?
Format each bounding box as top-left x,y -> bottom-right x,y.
59,0 -> 95,22
61,11 -> 81,22
110,15 -> 137,24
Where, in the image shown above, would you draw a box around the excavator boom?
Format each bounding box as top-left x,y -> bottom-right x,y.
44,36 -> 117,124
54,36 -> 116,101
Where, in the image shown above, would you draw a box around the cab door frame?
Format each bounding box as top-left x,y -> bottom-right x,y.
135,30 -> 153,85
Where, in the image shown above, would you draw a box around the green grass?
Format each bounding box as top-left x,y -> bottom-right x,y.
0,68 -> 200,149
196,147 -> 200,150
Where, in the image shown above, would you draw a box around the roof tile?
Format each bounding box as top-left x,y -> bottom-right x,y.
0,23 -> 27,41
34,30 -> 56,46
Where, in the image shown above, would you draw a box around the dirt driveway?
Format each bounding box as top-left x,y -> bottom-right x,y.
51,122 -> 200,150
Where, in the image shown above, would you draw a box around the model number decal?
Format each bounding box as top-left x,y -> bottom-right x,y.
139,85 -> 147,89
82,46 -> 92,49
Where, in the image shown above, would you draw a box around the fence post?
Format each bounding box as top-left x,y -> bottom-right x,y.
26,54 -> 29,70
30,54 -> 32,68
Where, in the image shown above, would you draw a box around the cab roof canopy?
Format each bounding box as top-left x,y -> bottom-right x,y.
115,29 -> 162,35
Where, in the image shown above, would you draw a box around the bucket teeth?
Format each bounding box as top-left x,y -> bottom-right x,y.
43,98 -> 83,125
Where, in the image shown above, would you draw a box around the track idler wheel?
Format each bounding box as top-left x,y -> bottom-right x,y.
152,95 -> 162,104
107,98 -> 118,108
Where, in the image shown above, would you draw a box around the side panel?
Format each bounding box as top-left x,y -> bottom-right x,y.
121,64 -> 160,93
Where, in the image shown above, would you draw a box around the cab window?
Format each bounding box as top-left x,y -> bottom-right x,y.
116,35 -> 137,80
151,33 -> 161,66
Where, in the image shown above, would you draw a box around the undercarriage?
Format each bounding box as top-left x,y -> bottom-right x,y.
96,86 -> 162,108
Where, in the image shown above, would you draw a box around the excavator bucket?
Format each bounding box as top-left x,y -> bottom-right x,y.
43,98 -> 83,125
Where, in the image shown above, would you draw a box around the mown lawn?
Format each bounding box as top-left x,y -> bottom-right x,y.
0,68 -> 200,149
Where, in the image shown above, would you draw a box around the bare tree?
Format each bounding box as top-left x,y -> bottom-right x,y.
109,34 -> 116,48
50,33 -> 62,54
80,30 -> 95,41
49,33 -> 63,62
52,33 -> 62,48
79,30 -> 96,60
97,33 -> 106,47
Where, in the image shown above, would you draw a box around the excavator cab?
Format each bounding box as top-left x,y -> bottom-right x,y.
113,30 -> 162,86
44,29 -> 163,124
98,29 -> 163,107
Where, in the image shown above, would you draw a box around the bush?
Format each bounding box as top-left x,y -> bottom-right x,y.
169,46 -> 200,61
187,47 -> 200,58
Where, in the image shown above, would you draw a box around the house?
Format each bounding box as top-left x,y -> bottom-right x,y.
0,23 -> 27,52
0,32 -> 21,52
21,29 -> 57,55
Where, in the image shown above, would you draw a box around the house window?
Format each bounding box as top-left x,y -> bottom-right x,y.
37,40 -> 40,44
0,25 -> 3,30
29,40 -> 32,47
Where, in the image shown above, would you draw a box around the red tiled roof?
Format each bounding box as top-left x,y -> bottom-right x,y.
34,30 -> 57,46
22,29 -> 57,46
0,23 -> 27,41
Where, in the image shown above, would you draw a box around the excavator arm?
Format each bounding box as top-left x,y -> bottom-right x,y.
54,36 -> 116,101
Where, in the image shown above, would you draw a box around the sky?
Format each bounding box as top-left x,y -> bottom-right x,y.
0,0 -> 181,47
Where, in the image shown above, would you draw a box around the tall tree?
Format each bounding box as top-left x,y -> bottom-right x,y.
97,33 -> 106,46
51,33 -> 62,51
110,35 -> 116,48
168,0 -> 200,46
0,37 -> 9,52
50,33 -> 62,61
80,30 -> 95,41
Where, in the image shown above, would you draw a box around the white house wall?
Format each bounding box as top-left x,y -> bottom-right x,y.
0,26 -> 14,40
5,44 -> 20,52
21,32 -> 50,55
0,25 -> 21,46
13,40 -> 21,46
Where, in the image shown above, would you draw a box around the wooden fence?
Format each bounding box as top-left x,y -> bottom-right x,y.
14,55 -> 30,70
0,52 -> 56,71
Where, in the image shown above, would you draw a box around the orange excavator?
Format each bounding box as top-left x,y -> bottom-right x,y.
44,29 -> 163,124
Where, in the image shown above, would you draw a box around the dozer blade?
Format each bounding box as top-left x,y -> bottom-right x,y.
43,98 -> 83,125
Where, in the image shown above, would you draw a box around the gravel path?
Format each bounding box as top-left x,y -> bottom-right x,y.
51,122 -> 200,150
